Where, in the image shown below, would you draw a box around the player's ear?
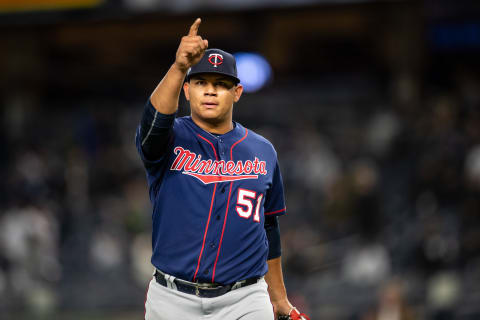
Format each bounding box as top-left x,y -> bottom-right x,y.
233,84 -> 243,103
183,82 -> 190,101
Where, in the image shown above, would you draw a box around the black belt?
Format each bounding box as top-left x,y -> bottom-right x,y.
154,270 -> 260,298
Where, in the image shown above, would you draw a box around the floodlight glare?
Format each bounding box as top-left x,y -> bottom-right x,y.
234,52 -> 272,93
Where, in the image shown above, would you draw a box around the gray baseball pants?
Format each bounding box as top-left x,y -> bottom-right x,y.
144,276 -> 274,319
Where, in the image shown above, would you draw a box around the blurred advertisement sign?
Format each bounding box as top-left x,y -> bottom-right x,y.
0,0 -> 102,12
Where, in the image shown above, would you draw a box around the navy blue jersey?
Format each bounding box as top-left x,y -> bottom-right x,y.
136,107 -> 286,284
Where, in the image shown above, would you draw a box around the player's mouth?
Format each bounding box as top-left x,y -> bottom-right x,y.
202,101 -> 219,109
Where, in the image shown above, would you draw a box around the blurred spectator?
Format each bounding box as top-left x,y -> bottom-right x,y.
0,204 -> 61,315
426,271 -> 462,320
343,240 -> 391,286
360,278 -> 417,320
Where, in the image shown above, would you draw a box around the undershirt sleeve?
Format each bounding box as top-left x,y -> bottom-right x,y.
264,215 -> 282,260
137,99 -> 176,161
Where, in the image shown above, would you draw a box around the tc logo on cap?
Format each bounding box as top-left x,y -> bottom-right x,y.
208,53 -> 223,68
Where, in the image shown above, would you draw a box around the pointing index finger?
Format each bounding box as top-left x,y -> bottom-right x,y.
188,18 -> 201,36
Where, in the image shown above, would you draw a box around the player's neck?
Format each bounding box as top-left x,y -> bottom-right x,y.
191,116 -> 234,135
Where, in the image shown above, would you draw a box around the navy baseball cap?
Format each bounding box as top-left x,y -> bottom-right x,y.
186,48 -> 240,84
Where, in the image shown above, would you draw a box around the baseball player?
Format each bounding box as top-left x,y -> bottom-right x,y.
136,18 -> 309,320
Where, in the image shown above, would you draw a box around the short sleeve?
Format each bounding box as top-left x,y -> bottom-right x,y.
263,161 -> 286,217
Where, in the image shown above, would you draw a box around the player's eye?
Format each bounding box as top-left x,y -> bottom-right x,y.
216,81 -> 232,88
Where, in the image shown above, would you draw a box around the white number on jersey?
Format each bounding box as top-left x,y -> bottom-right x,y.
236,188 -> 263,223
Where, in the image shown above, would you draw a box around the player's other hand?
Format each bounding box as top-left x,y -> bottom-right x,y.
175,18 -> 209,73
272,298 -> 294,319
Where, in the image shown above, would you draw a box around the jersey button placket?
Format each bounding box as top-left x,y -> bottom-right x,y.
202,140 -> 222,279
193,135 -> 222,282
218,139 -> 226,159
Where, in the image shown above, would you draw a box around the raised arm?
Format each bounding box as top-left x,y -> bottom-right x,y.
137,19 -> 208,161
150,18 -> 208,114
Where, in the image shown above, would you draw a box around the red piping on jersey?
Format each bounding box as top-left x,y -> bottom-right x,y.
211,129 -> 248,282
229,129 -> 249,160
193,134 -> 219,282
197,134 -> 218,160
265,207 -> 286,215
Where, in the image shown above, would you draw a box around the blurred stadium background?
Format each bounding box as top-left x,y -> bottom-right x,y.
1,0 -> 480,319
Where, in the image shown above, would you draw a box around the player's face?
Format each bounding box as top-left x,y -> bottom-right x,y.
184,73 -> 243,132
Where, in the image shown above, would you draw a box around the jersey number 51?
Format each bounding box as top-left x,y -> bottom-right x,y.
236,188 -> 263,223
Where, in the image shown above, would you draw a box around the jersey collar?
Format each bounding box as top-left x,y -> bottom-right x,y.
185,116 -> 245,142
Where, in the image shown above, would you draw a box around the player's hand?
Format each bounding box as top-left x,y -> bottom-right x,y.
278,308 -> 310,320
175,18 -> 209,73
272,298 -> 294,319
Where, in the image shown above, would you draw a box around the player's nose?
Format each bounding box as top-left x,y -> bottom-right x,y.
204,82 -> 217,96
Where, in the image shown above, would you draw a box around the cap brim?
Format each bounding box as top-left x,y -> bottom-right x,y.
186,71 -> 240,84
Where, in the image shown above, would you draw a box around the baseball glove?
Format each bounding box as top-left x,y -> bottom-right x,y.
278,308 -> 310,320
